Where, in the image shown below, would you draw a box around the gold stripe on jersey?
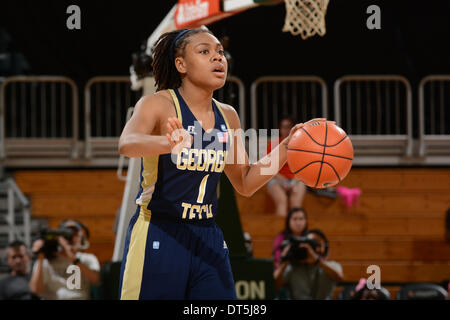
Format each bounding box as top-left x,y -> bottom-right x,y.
168,89 -> 183,122
120,155 -> 158,299
136,156 -> 159,215
120,208 -> 151,300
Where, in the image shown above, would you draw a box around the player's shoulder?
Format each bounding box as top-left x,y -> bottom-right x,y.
134,90 -> 174,114
213,100 -> 240,128
214,100 -> 236,113
138,90 -> 173,107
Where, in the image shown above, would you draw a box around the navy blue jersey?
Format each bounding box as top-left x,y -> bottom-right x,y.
119,89 -> 236,300
135,88 -> 232,222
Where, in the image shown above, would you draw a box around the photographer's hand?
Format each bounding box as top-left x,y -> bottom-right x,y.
299,243 -> 319,265
29,239 -> 45,295
57,236 -> 76,261
57,237 -> 101,286
280,244 -> 291,260
31,239 -> 45,260
300,243 -> 344,281
273,244 -> 291,290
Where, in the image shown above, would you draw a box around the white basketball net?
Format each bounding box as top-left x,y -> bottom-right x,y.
282,0 -> 330,40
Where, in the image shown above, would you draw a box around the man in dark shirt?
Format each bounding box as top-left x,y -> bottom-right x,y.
0,240 -> 37,300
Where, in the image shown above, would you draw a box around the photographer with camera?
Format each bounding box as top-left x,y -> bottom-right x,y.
274,223 -> 343,299
273,207 -> 308,270
29,220 -> 100,300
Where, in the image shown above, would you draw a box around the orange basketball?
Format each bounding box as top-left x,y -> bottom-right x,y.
287,120 -> 353,189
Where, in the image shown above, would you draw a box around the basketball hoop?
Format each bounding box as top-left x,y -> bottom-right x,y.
282,0 -> 330,40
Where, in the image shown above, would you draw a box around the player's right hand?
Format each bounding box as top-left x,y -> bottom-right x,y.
166,117 -> 193,154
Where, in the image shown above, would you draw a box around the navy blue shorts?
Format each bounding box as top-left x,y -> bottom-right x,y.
118,207 -> 237,300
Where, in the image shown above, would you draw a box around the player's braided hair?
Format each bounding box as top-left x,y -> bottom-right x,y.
152,28 -> 213,91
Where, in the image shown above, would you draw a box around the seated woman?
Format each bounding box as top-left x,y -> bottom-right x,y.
272,207 -> 308,299
273,210 -> 344,300
266,116 -> 306,217
272,207 -> 308,270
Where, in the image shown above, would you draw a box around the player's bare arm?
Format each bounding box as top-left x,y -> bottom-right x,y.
223,104 -> 305,197
118,91 -> 176,157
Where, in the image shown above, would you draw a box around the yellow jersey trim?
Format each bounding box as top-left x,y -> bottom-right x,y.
119,208 -> 151,299
121,154 -> 158,299
168,89 -> 183,122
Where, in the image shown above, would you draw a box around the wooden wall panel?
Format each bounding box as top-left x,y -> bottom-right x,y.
251,238 -> 450,261
15,170 -> 126,195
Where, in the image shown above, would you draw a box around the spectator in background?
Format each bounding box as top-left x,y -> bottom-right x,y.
243,231 -> 253,258
274,227 -> 343,300
0,240 -> 37,300
273,207 -> 309,272
351,278 -> 385,300
0,27 -> 30,76
266,116 -> 306,217
29,220 -> 100,300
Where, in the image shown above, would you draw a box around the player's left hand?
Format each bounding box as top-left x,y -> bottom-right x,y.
166,117 -> 193,154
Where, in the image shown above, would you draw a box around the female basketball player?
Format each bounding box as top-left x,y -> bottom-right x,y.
117,27 -> 319,300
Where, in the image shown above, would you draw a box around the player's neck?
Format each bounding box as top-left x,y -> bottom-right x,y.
178,82 -> 213,112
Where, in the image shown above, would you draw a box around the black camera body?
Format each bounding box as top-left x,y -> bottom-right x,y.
38,227 -> 74,259
281,235 -> 319,264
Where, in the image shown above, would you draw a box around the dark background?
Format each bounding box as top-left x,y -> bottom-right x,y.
1,0 -> 450,90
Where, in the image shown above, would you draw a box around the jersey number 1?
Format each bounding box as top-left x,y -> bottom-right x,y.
196,174 -> 209,203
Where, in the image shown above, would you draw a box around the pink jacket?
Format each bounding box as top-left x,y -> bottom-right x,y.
273,233 -> 286,269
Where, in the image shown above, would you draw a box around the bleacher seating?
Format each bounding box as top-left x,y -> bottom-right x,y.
14,169 -> 124,264
337,284 -> 391,300
236,167 -> 450,298
9,166 -> 450,299
396,283 -> 448,300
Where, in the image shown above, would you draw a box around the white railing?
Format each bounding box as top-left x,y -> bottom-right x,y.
0,76 -> 79,159
418,75 -> 450,162
214,76 -> 246,129
1,178 -> 31,247
1,74 -> 449,166
84,76 -> 142,158
250,76 -> 328,130
334,75 -> 413,164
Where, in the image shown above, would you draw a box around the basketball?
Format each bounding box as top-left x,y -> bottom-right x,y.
287,120 -> 353,189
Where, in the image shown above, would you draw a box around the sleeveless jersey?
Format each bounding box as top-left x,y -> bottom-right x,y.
135,88 -> 232,222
